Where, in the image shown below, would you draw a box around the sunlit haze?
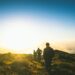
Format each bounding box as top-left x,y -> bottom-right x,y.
0,0 -> 75,54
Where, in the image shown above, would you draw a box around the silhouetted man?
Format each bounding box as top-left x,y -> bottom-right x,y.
43,42 -> 54,74
37,48 -> 42,62
33,50 -> 37,60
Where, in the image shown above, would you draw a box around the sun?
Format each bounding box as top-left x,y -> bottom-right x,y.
1,16 -> 45,53
1,16 -> 68,54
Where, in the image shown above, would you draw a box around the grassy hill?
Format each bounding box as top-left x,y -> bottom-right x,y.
0,50 -> 75,75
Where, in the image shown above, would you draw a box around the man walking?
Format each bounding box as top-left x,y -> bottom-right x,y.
43,42 -> 54,75
37,48 -> 42,62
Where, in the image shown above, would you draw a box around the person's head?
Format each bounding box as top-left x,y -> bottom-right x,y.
46,42 -> 50,47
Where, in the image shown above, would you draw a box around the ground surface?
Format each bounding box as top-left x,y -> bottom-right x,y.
0,51 -> 75,75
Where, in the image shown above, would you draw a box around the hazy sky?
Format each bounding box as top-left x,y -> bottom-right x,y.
0,0 -> 75,53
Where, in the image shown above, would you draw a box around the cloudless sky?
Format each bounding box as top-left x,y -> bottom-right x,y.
0,0 -> 75,53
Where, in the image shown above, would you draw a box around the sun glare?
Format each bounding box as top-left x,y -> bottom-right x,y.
1,16 -> 46,53
1,16 -> 71,53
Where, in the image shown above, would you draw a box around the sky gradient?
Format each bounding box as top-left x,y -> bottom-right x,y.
0,0 -> 75,53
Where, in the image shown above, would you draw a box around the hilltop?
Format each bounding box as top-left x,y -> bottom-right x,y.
0,50 -> 75,75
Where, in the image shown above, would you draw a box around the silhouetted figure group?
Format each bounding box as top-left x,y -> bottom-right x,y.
33,42 -> 55,75
33,48 -> 42,62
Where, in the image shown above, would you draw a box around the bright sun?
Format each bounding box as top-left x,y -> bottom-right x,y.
1,16 -> 67,53
1,16 -> 46,53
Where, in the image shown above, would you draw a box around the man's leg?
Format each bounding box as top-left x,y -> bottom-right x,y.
45,59 -> 52,75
